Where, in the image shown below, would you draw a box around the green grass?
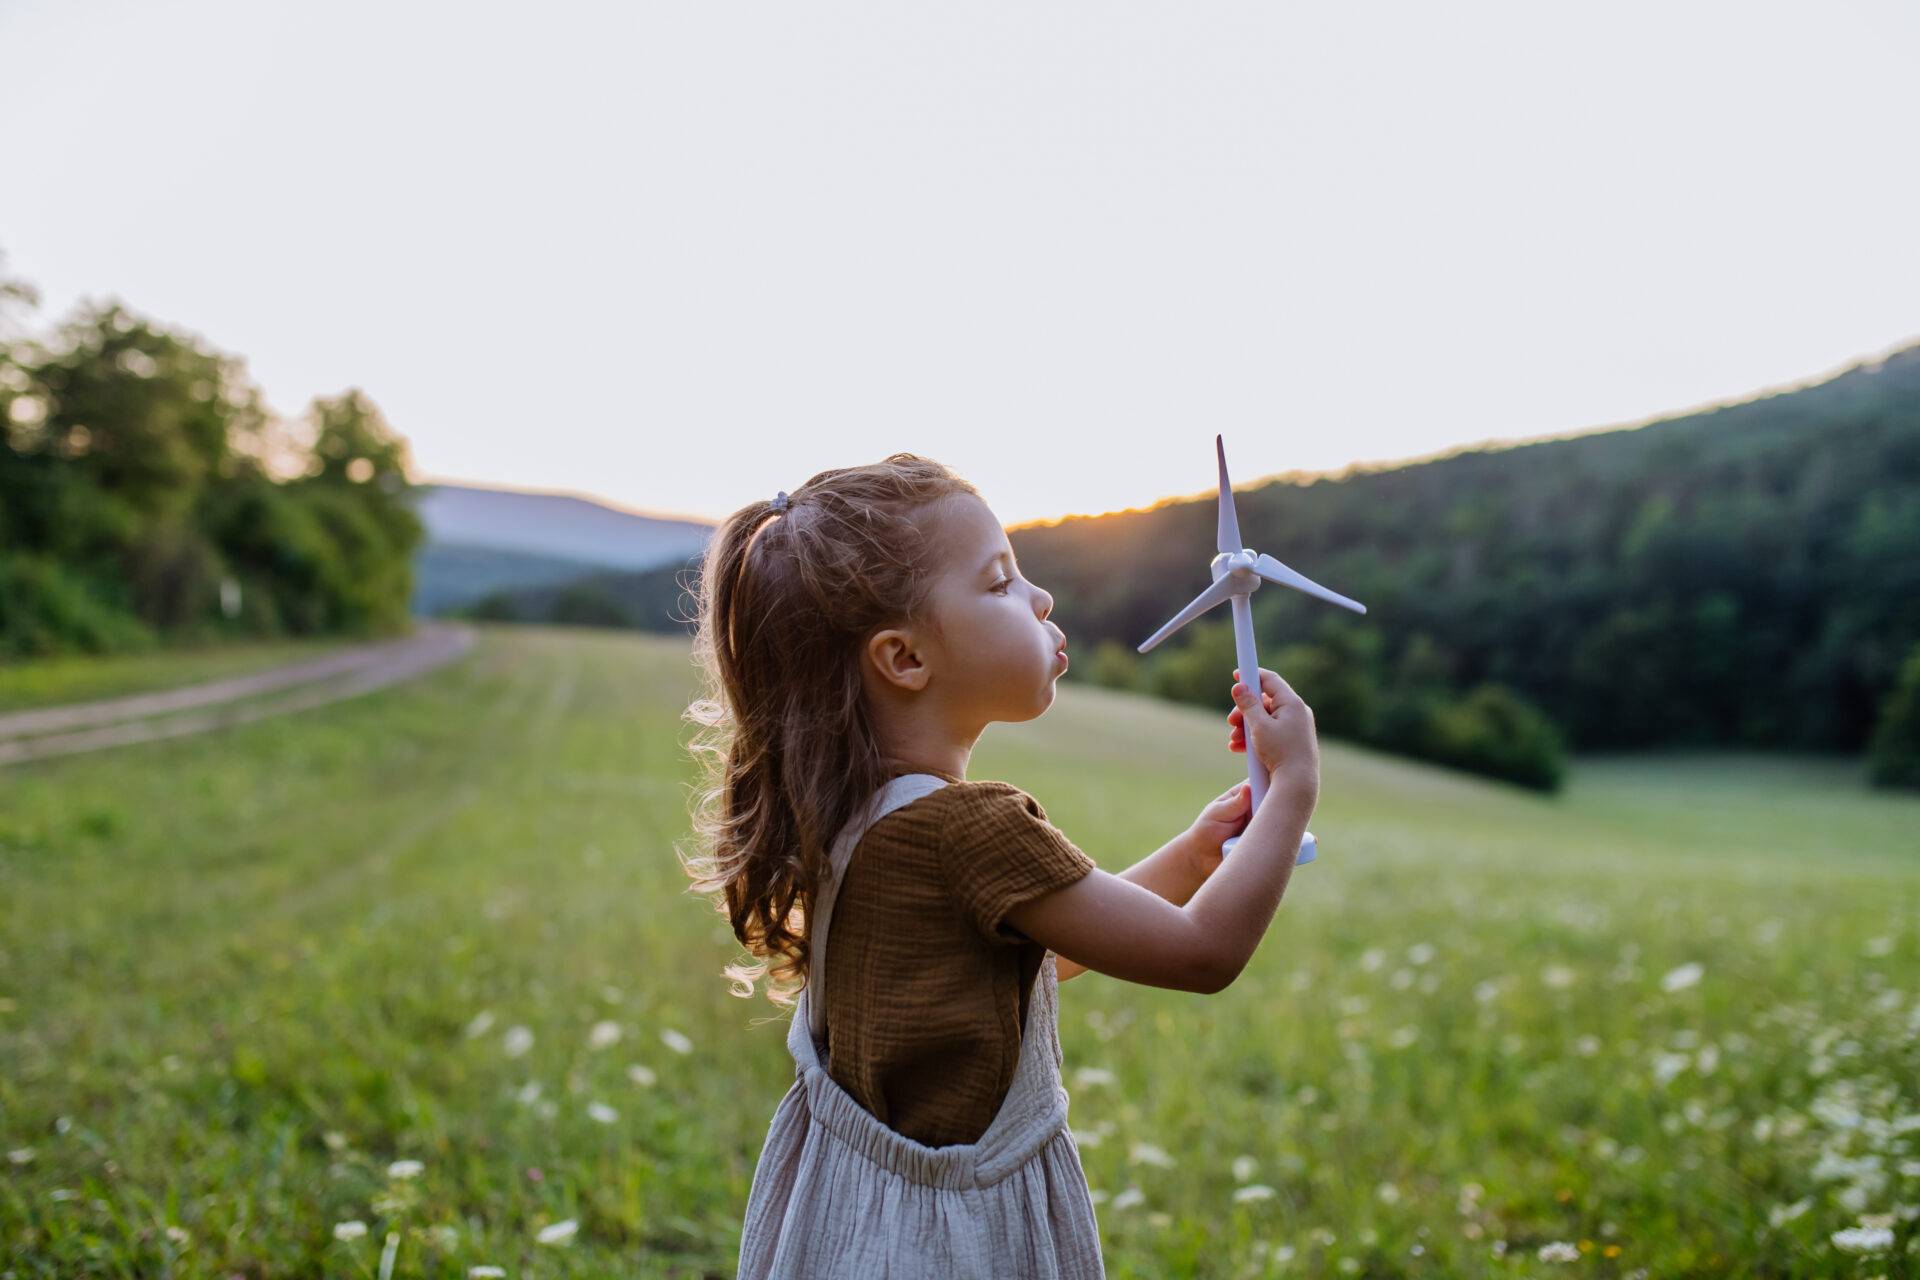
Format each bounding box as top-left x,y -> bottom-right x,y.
0,634 -> 359,714
1,625 -> 1915,1277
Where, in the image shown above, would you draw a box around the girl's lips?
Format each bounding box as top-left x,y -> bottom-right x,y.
1055,649 -> 1069,669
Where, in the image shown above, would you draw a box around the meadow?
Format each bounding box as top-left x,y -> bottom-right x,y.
1,625 -> 1915,1277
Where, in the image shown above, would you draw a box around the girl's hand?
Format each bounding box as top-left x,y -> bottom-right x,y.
1227,666 -> 1320,807
1184,780 -> 1254,879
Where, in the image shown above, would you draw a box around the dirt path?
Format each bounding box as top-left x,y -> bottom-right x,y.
0,623 -> 477,767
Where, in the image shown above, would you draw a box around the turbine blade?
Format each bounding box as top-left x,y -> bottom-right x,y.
1216,434 -> 1242,556
1253,552 -> 1367,614
1138,575 -> 1239,653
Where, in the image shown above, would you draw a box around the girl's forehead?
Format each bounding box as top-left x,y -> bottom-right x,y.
933,495 -> 1006,564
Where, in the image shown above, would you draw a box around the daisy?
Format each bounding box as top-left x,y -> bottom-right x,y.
1661,962 -> 1703,993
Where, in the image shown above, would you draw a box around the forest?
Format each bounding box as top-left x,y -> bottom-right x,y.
0,256 -> 422,659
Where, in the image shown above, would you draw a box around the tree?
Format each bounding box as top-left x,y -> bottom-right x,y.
1868,644 -> 1920,790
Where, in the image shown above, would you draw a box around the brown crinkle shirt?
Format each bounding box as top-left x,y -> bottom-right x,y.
819,769 -> 1099,1149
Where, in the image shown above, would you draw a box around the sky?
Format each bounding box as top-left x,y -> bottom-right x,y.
3,1 -> 1917,529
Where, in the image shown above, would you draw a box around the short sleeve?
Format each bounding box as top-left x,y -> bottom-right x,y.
938,782 -> 1098,947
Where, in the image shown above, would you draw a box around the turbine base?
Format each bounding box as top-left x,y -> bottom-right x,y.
1221,830 -> 1317,864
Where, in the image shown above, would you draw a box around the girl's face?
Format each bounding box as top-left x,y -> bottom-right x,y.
922,493 -> 1067,722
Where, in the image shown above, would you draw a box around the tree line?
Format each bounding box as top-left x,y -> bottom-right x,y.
0,254 -> 422,658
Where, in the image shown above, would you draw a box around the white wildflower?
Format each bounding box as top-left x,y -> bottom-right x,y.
1661,962 -> 1703,993
535,1219 -> 578,1246
1359,948 -> 1386,971
1407,943 -> 1435,965
1110,1186 -> 1146,1210
588,1020 -> 622,1049
1574,1034 -> 1601,1057
516,1080 -> 543,1105
502,1025 -> 534,1058
464,1010 -> 495,1039
660,1028 -> 694,1055
469,1269 -> 506,1279
588,1101 -> 619,1125
1233,1184 -> 1276,1203
626,1063 -> 656,1087
1377,1181 -> 1401,1204
1473,980 -> 1502,1004
1831,1225 -> 1893,1254
1864,936 -> 1894,957
387,1159 -> 424,1179
1231,1155 -> 1258,1182
1537,1240 -> 1580,1262
1388,1025 -> 1420,1049
7,1148 -> 33,1165
165,1225 -> 190,1245
1652,1052 -> 1690,1087
333,1220 -> 369,1242
1542,965 -> 1576,989
1072,1066 -> 1115,1088
1129,1142 -> 1176,1168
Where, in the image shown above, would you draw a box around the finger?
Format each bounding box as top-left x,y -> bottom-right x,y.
1231,672 -> 1278,712
1255,667 -> 1297,705
1230,682 -> 1273,717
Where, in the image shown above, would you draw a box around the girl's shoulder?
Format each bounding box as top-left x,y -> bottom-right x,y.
927,781 -> 1096,946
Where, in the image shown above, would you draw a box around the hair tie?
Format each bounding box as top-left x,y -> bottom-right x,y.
770,491 -> 790,513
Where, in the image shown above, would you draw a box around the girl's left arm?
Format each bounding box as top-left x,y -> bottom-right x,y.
1053,825 -> 1221,982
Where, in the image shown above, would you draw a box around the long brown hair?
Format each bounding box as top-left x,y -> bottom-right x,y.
678,453 -> 978,1010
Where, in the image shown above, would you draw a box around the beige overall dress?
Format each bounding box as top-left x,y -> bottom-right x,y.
737,773 -> 1107,1279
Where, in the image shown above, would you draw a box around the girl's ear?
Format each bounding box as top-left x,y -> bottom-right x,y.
866,627 -> 931,692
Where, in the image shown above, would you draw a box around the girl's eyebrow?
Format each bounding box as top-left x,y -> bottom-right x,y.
977,549 -> 1013,577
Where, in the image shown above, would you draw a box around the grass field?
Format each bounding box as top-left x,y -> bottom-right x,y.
2,624 -> 1916,1277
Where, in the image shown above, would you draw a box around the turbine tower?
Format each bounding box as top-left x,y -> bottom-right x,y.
1137,435 -> 1368,862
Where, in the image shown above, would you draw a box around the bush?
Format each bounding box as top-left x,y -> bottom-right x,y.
1417,682 -> 1568,792
1083,638 -> 1143,690
0,553 -> 155,658
1868,644 -> 1920,790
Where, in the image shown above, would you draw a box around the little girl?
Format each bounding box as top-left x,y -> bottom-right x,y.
679,453 -> 1320,1279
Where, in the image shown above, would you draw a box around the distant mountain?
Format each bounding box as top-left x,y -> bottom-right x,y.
414,482 -> 715,568
411,542 -> 613,616
409,482 -> 715,614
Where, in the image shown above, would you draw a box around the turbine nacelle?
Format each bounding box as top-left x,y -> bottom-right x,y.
1212,549 -> 1258,587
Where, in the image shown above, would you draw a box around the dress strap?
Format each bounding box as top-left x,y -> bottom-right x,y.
806,773 -> 951,1040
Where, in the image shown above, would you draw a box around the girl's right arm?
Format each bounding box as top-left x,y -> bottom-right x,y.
1003,668 -> 1319,994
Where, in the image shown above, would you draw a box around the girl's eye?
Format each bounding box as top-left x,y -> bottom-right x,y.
991,578 -> 1013,595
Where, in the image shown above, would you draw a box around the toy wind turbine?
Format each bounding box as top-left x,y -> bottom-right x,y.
1137,435 -> 1367,863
